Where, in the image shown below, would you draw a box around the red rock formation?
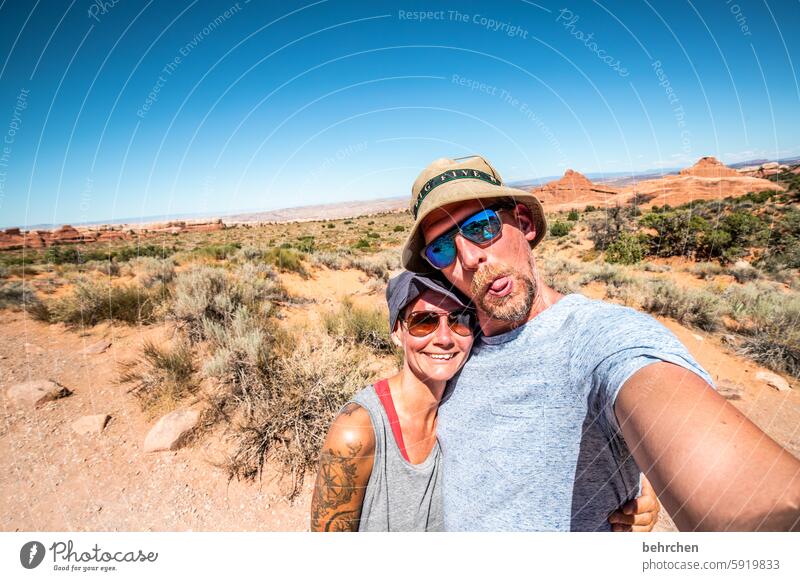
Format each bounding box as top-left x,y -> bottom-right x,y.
627,157 -> 784,207
679,156 -> 739,178
529,169 -> 622,210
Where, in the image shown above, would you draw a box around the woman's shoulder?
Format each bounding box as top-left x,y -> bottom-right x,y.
326,387 -> 380,457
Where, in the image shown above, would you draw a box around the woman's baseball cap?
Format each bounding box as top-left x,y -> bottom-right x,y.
386,270 -> 473,333
401,155 -> 547,273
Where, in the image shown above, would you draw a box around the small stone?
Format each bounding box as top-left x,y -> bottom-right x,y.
692,334 -> 704,342
24,343 -> 45,354
716,380 -> 744,400
756,371 -> 790,392
143,409 -> 200,452
71,414 -> 110,436
6,380 -> 71,408
80,339 -> 112,355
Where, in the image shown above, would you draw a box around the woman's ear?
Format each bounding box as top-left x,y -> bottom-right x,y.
390,322 -> 403,348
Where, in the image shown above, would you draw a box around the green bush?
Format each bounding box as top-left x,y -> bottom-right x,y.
263,247 -> 307,275
567,209 -> 579,221
192,243 -> 241,260
393,225 -> 405,232
584,205 -> 596,213
605,233 -> 645,265
549,221 -> 573,238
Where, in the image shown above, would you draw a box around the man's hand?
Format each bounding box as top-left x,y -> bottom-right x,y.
608,475 -> 661,532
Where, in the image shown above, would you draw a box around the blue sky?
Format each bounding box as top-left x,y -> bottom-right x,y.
0,0 -> 798,227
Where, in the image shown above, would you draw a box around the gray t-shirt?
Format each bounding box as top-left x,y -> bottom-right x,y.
437,294 -> 713,531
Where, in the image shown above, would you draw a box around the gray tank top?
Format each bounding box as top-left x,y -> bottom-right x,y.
348,383 -> 444,532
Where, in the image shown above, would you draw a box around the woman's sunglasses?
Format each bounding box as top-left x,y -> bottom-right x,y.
404,310 -> 474,337
420,205 -> 509,270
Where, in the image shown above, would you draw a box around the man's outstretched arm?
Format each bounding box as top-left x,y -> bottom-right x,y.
615,362 -> 800,531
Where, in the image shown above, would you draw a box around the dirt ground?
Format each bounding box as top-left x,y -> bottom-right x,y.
1,265 -> 798,532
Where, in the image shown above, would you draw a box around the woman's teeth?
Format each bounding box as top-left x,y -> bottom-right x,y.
426,353 -> 455,360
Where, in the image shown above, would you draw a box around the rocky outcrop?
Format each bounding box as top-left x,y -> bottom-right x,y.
627,157 -> 784,207
530,169 -> 623,210
737,161 -> 789,179
0,219 -> 225,250
679,156 -> 739,178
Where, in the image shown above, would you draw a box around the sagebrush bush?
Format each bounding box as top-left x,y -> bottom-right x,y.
131,257 -> 176,287
689,262 -> 724,280
549,220 -> 573,238
323,297 -> 394,355
170,264 -> 285,342
117,339 -> 196,415
39,279 -> 161,325
263,247 -> 307,275
641,280 -> 723,331
223,334 -> 374,499
0,280 -> 42,311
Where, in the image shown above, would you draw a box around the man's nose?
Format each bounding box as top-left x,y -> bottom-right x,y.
454,234 -> 487,271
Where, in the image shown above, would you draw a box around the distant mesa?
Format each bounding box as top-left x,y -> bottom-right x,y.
0,219 -> 224,251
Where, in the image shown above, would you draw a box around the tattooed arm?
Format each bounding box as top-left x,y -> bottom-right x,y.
310,403 -> 376,532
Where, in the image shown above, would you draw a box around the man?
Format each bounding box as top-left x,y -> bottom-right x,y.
401,155 -> 800,531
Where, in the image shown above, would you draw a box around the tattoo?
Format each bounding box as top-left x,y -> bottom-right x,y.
311,441 -> 364,532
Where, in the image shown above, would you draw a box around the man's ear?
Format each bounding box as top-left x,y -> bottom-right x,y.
513,203 -> 537,242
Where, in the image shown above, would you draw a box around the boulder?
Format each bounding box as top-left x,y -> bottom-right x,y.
80,339 -> 112,355
143,409 -> 200,452
6,380 -> 72,407
72,414 -> 111,435
756,371 -> 790,392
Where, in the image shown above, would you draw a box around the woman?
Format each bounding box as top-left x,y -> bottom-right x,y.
310,271 -> 659,531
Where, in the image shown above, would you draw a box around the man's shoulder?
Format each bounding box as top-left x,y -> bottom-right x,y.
554,294 -> 656,331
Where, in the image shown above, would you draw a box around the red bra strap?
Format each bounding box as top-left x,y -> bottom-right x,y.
373,379 -> 410,462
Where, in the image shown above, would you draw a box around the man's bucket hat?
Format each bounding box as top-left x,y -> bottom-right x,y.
401,155 -> 547,273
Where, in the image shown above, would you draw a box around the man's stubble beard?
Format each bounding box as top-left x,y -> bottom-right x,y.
470,259 -> 537,324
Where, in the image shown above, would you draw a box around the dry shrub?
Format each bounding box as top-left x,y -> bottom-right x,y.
40,278 -> 161,326
689,262 -> 723,280
724,284 -> 800,378
641,280 -> 723,331
117,339 -> 196,416
170,264 -> 285,341
322,297 -> 393,355
311,251 -> 349,270
130,257 -> 176,287
263,247 -> 307,276
223,334 -> 374,499
0,280 -> 40,311
347,251 -> 401,281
